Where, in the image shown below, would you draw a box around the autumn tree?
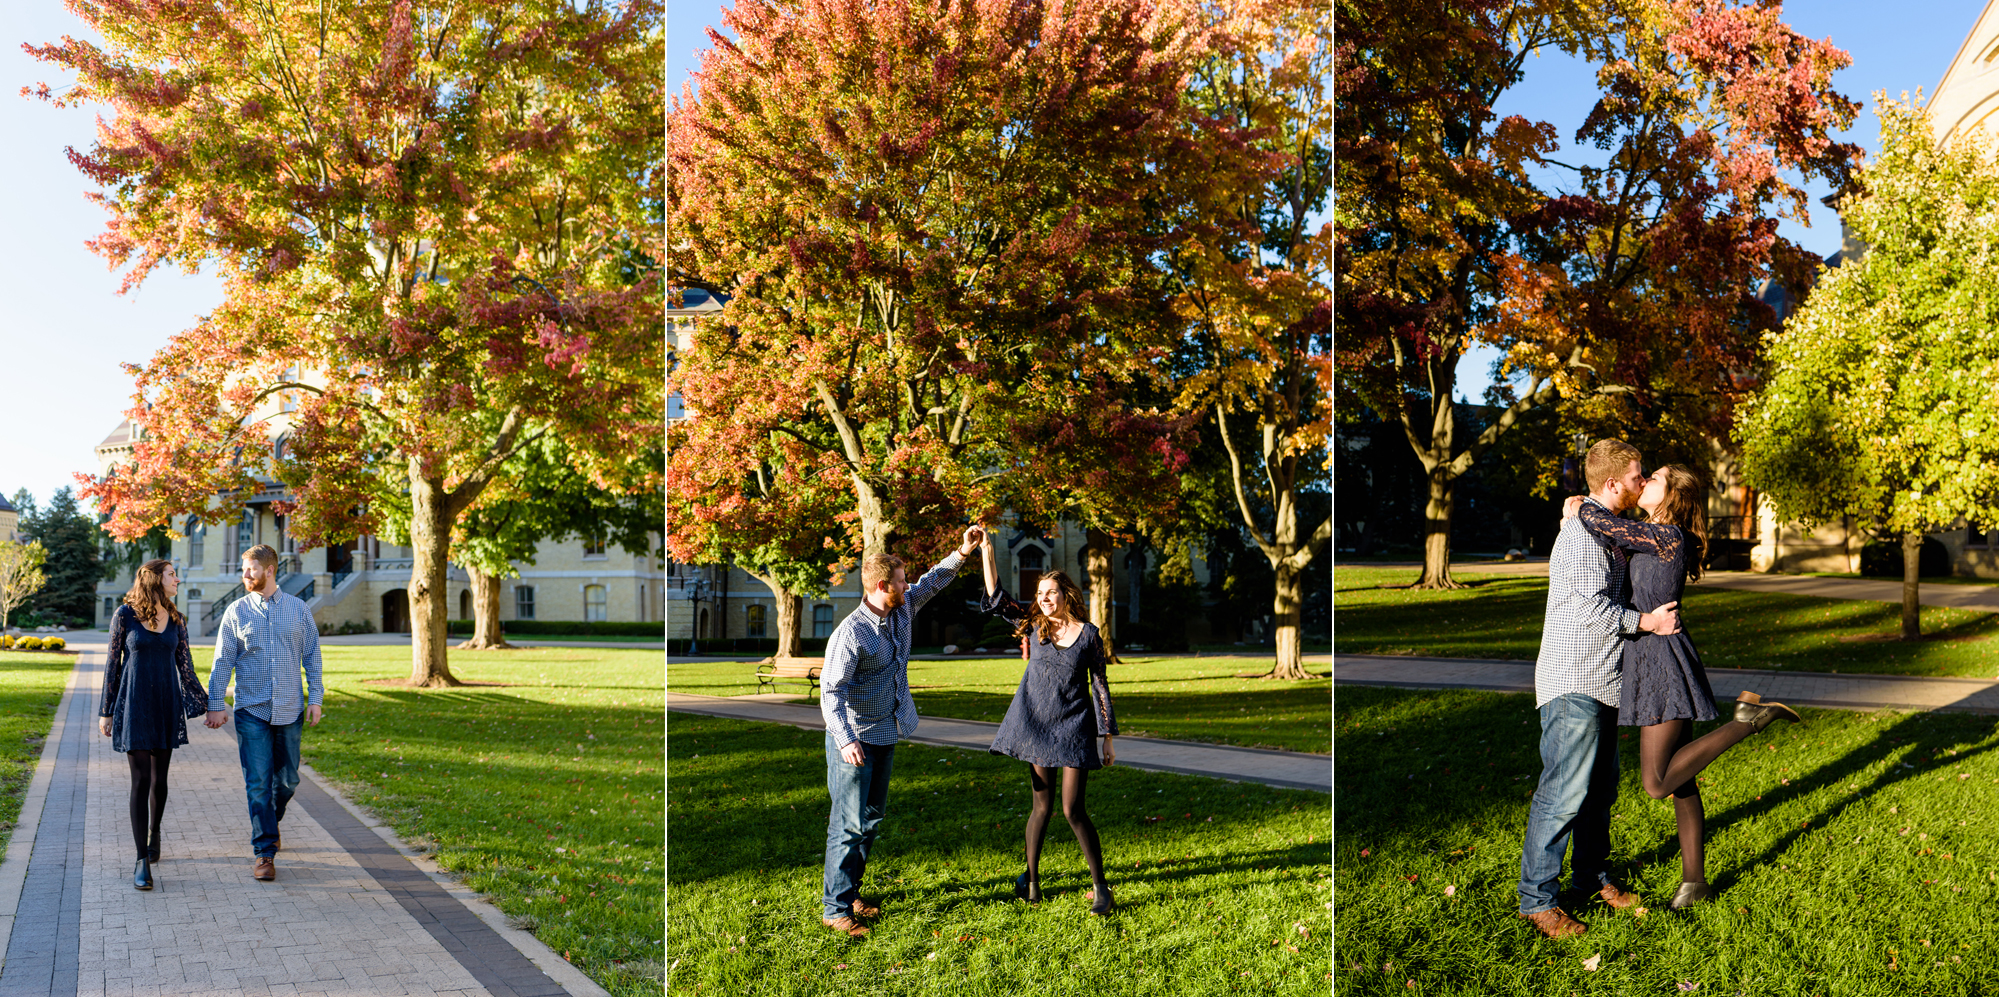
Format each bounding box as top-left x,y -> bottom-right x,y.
1335,0 -> 1862,588
1165,0 -> 1329,678
55,1 -> 664,686
1736,94 -> 1998,640
669,0 -> 1221,571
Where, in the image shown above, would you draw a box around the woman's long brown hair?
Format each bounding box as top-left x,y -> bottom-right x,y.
124,559 -> 185,630
1643,465 -> 1710,582
1012,569 -> 1090,645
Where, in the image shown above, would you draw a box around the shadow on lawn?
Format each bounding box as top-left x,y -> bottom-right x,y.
1336,687 -> 1997,885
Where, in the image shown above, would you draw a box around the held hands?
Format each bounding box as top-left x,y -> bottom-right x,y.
840,741 -> 866,766
959,524 -> 986,557
204,710 -> 226,729
1563,496 -> 1585,520
1639,601 -> 1681,636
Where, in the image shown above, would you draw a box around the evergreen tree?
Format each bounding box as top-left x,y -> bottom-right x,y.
23,488 -> 103,625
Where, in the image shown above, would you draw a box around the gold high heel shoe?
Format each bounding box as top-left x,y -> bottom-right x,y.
1734,691 -> 1802,733
1670,880 -> 1714,909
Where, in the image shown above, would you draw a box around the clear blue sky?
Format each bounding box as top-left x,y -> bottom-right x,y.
1459,0 -> 1987,402
0,4 -> 225,510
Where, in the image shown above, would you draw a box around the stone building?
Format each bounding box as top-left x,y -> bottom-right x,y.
91,408 -> 662,636
0,493 -> 17,543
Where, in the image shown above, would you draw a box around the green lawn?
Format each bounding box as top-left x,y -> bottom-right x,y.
1334,567 -> 1999,678
666,714 -> 1330,996
1335,686 -> 1998,996
0,651 -> 73,857
194,644 -> 664,996
668,654 -> 1331,754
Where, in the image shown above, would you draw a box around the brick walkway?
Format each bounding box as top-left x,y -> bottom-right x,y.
666,692 -> 1331,793
0,649 -> 608,997
1335,653 -> 1998,714
1349,560 -> 2000,610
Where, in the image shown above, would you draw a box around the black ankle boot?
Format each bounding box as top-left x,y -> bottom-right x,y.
147,831 -> 160,863
1087,883 -> 1114,916
1014,872 -> 1041,905
133,858 -> 153,891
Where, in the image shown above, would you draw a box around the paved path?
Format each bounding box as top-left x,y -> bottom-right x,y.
666,693 -> 1330,794
1335,653 -> 1999,715
1346,561 -> 2000,610
0,646 -> 608,997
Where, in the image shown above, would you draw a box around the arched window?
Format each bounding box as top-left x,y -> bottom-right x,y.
584,584 -> 608,622
812,604 -> 834,639
236,510 -> 254,562
459,590 -> 472,620
186,516 -> 205,568
746,604 -> 766,638
1017,545 -> 1045,599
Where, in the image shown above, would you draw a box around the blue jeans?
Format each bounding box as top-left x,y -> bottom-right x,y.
1518,694 -> 1620,914
236,710 -> 302,858
822,733 -> 895,920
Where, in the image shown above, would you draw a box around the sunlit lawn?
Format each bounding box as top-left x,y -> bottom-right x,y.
1334,567 -> 1998,678
668,654 -> 1331,754
1335,686 -> 1998,996
666,713 -> 1330,996
194,644 -> 664,997
0,650 -> 72,856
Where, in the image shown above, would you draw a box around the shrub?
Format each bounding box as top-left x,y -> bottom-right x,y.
0,634 -> 12,649
446,620 -> 661,637
16,637 -> 43,651
1860,536 -> 1952,578
42,637 -> 64,651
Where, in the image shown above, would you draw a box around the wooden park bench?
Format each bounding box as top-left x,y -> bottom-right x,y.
756,657 -> 824,696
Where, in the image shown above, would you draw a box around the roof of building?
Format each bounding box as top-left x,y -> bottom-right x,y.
98,419 -> 135,449
0,493 -> 14,514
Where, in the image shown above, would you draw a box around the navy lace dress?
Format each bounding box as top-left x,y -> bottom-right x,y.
980,585 -> 1119,769
1575,503 -> 1718,727
101,605 -> 197,753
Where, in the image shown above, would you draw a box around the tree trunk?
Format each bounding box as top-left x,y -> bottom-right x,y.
456,567 -> 513,650
406,470 -> 461,687
1900,530 -> 1922,641
1084,528 -> 1117,653
1265,560 -> 1312,680
1414,463 -> 1461,589
742,566 -> 802,660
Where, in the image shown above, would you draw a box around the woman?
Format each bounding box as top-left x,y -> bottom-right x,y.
976,530 -> 1119,914
1564,465 -> 1801,909
100,559 -> 204,891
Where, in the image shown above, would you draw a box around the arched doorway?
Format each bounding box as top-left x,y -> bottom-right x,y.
382,590 -> 410,633
459,590 -> 471,620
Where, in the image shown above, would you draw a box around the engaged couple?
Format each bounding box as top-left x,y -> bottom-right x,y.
817,523 -> 1120,937
99,543 -> 324,890
1517,439 -> 1802,938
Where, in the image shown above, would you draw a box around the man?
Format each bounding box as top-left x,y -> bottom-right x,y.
1517,440 -> 1680,938
818,525 -> 984,938
205,544 -> 323,882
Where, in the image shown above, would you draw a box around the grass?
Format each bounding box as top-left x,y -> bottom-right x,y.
668,654 -> 1332,754
1334,567 -> 1999,678
193,644 -> 664,996
665,713 -> 1330,996
1334,686 -> 1999,996
0,651 -> 73,856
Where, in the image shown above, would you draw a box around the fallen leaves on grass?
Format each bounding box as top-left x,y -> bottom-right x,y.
1582,953 -> 1601,971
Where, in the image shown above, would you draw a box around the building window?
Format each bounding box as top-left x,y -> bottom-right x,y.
515,585 -> 535,619
188,588 -> 202,600
746,604 -> 766,638
237,510 -> 254,561
1018,545 -> 1045,600
186,516 -> 204,568
584,584 -> 607,622
1970,523 -> 1992,550
280,392 -> 296,413
103,597 -> 114,619
584,535 -> 607,558
638,583 -> 647,621
812,604 -> 834,639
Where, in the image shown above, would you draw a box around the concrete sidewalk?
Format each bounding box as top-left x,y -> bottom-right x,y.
1334,653 -> 1999,715
0,646 -> 608,997
666,692 -> 1330,794
1346,561 -> 1999,610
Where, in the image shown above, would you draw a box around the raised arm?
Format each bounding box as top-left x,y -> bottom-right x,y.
1575,502 -> 1685,564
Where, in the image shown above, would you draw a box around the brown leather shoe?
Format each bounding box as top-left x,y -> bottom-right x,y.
850,898 -> 880,918
253,857 -> 275,881
822,915 -> 870,937
1519,908 -> 1586,938
1597,882 -> 1639,909
1734,691 -> 1803,733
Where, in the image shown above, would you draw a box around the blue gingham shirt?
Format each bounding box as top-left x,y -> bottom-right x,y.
208,589 -> 323,725
821,552 -> 965,747
1535,497 -> 1644,709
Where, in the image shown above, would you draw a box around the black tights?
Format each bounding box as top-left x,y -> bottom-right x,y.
128,748 -> 172,861
1638,718 -> 1755,883
1024,764 -> 1106,892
